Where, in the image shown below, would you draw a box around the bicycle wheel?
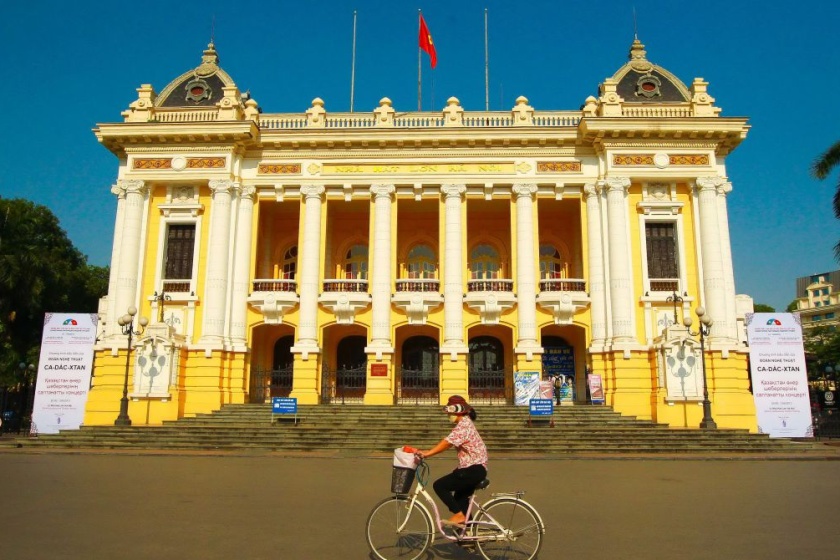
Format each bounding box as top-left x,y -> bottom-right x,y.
472,497 -> 543,560
366,496 -> 433,560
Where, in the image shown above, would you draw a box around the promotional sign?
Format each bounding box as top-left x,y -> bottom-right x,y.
542,346 -> 575,378
272,397 -> 298,414
31,313 -> 99,435
588,374 -> 605,405
746,313 -> 812,438
529,399 -> 554,416
513,371 -> 540,406
539,380 -> 554,400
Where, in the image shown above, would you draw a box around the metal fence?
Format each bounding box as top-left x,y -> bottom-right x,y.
468,367 -> 512,405
249,367 -> 293,403
397,367 -> 439,405
321,366 -> 367,404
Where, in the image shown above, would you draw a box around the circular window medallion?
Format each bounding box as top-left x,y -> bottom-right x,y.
184,78 -> 212,104
635,74 -> 662,99
654,153 -> 670,169
171,156 -> 187,171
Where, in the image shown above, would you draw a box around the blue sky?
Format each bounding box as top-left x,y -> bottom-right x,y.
1,0 -> 838,311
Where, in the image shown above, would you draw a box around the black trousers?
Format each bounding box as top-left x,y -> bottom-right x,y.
433,464 -> 487,515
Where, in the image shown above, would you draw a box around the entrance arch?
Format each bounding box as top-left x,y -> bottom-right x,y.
398,336 -> 439,404
322,335 -> 367,403
271,335 -> 294,397
468,335 -> 507,404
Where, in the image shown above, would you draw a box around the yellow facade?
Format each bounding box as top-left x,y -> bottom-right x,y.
86,40 -> 757,432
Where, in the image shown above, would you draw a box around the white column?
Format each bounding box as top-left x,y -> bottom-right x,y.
441,184 -> 468,354
716,181 -> 738,343
200,179 -> 235,344
513,184 -> 540,355
230,185 -> 256,346
603,176 -> 635,342
292,185 -> 325,356
367,184 -> 395,352
104,183 -> 128,339
584,183 -> 607,346
112,179 -> 148,340
695,176 -> 730,343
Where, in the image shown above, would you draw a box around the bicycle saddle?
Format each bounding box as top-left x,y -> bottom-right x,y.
476,479 -> 490,490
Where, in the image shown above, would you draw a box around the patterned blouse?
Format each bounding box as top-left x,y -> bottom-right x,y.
445,416 -> 488,469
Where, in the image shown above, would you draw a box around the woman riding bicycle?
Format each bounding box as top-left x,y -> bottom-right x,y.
413,395 -> 488,527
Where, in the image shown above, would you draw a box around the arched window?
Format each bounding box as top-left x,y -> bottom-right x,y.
406,244 -> 436,279
282,246 -> 297,279
402,336 -> 439,373
273,335 -> 295,370
344,245 -> 368,279
470,244 -> 500,279
336,335 -> 367,370
469,336 -> 504,371
539,244 -> 566,279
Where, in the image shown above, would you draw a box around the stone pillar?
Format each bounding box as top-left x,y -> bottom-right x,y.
603,176 -> 634,342
200,179 -> 235,344
230,185 -> 256,347
292,185 -> 325,356
695,176 -> 730,343
584,183 -> 607,346
111,179 -> 148,341
104,182 -> 128,340
440,184 -> 468,355
513,184 -> 541,359
367,184 -> 396,351
716,181 -> 739,343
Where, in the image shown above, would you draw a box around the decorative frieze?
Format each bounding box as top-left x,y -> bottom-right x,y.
258,163 -> 302,174
133,157 -> 226,170
537,161 -> 582,173
613,154 -> 709,166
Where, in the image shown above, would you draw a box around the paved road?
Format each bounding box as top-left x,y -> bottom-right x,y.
1,451 -> 839,559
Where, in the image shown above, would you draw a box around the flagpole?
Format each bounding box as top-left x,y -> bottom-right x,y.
484,8 -> 489,111
350,10 -> 357,113
418,10 -> 422,111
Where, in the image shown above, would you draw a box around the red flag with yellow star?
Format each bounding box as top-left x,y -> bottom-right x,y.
419,14 -> 437,69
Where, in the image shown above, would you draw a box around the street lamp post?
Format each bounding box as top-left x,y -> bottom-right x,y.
666,291 -> 684,326
115,306 -> 148,426
684,306 -> 717,430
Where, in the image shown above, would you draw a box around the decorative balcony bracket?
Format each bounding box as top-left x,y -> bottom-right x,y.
247,292 -> 300,325
537,291 -> 591,325
464,292 -> 517,325
318,292 -> 372,324
391,292 -> 444,325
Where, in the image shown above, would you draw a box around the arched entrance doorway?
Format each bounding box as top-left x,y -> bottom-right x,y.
322,335 -> 367,404
271,335 -> 294,397
468,335 -> 508,404
542,335 -> 578,404
398,336 -> 439,404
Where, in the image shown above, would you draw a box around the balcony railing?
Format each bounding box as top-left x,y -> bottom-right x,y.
649,279 -> 681,293
467,279 -> 514,292
252,279 -> 297,292
161,279 -> 192,293
539,278 -> 587,292
323,279 -> 369,293
395,279 -> 441,293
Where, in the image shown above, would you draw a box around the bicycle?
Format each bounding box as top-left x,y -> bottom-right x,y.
366,456 -> 545,560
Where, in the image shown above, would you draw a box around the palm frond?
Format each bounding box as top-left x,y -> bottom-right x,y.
812,141 -> 840,180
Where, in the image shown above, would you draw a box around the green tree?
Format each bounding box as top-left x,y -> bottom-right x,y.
811,140 -> 840,259
0,197 -> 108,386
753,303 -> 775,313
786,300 -> 799,313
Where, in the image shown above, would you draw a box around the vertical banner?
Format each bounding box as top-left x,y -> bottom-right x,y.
588,374 -> 605,405
746,313 -> 812,438
31,313 -> 99,435
514,371 -> 540,406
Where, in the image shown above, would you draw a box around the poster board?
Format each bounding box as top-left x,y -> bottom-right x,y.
746,313 -> 812,438
513,371 -> 540,406
31,313 -> 99,435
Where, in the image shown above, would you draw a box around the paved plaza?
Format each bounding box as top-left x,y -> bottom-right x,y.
1,450 -> 839,559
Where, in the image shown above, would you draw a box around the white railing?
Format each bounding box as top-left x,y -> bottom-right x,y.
155,110 -> 219,122
467,279 -> 514,292
325,114 -> 376,128
648,279 -> 681,293
323,279 -> 369,293
622,105 -> 692,118
259,116 -> 308,129
539,278 -> 587,292
395,279 -> 441,293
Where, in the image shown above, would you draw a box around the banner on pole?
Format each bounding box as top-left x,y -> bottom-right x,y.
746,313 -> 812,438
31,313 -> 99,435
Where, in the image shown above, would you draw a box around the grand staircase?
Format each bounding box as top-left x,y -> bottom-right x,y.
3,404 -> 827,455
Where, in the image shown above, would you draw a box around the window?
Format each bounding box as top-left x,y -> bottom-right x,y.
826,313 -> 836,320
344,245 -> 368,279
163,224 -> 196,290
539,244 -> 566,279
406,245 -> 436,278
823,288 -> 830,296
816,301 -> 822,307
470,244 -> 500,279
645,222 -> 679,292
282,246 -> 297,279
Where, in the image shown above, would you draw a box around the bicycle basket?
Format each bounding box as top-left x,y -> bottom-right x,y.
391,466 -> 415,494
